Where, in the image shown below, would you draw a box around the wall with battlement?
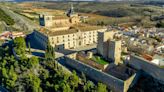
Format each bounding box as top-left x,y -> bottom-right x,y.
64,56 -> 138,92
128,55 -> 164,84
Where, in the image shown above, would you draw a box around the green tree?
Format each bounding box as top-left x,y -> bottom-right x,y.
45,81 -> 52,90
14,37 -> 26,56
9,66 -> 17,82
28,74 -> 41,92
6,66 -> 17,89
40,69 -> 49,81
45,40 -> 55,61
81,72 -> 86,84
61,83 -> 72,92
1,68 -> 8,78
28,42 -> 31,54
96,83 -> 107,92
28,56 -> 39,68
0,65 -> 17,89
83,81 -> 95,92
69,70 -> 79,91
53,84 -> 59,91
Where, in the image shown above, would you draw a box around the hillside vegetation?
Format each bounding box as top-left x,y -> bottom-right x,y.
0,8 -> 15,25
0,37 -> 108,92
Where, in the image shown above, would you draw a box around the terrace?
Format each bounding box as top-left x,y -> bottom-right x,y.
76,52 -> 109,70
91,56 -> 109,65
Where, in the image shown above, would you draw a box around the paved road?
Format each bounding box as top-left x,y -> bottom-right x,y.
26,48 -> 64,59
0,6 -> 39,31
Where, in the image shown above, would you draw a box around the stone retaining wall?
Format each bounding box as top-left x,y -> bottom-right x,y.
64,56 -> 138,92
128,55 -> 164,84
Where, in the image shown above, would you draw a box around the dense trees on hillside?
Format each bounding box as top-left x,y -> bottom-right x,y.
0,38 -> 108,92
0,43 -> 40,91
0,9 -> 15,25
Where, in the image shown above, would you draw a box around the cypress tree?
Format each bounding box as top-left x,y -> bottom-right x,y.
45,40 -> 55,61
28,42 -> 31,54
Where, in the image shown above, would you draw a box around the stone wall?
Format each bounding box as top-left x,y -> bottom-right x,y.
128,55 -> 164,84
33,30 -> 48,50
124,72 -> 140,92
64,56 -> 138,92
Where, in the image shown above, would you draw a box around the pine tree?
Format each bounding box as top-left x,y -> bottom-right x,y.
45,40 -> 55,61
81,72 -> 86,84
96,83 -> 107,92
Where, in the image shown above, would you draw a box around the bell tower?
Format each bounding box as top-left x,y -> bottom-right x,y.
66,4 -> 78,17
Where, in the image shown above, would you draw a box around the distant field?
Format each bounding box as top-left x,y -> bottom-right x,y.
26,2 -> 164,17
14,2 -> 164,27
